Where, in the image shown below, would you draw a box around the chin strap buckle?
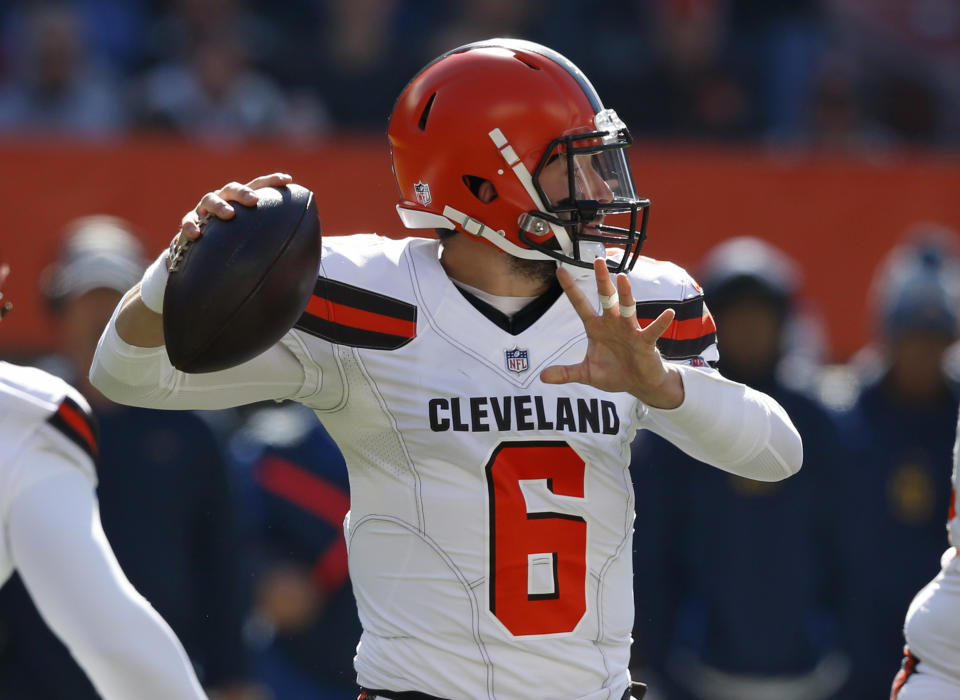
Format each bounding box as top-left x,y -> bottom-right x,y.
442,206 -> 504,238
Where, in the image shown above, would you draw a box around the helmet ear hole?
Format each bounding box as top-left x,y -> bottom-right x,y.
462,175 -> 498,203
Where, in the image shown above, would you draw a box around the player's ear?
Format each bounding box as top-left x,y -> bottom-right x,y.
462,175 -> 498,204
477,180 -> 497,204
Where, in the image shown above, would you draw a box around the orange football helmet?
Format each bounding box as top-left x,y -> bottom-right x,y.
388,38 -> 650,274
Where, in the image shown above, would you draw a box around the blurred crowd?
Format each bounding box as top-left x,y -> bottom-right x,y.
0,0 -> 958,146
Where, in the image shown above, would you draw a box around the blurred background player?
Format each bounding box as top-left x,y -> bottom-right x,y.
837,227 -> 960,698
231,402 -> 361,700
0,263 -> 206,699
0,219 -> 261,700
630,237 -> 848,700
890,407 -> 960,698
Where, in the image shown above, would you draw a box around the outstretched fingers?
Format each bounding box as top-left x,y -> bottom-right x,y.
639,308 -> 676,345
545,257 -> 679,390
540,362 -> 586,385
614,269 -> 640,324
593,258 -> 621,319
556,265 -> 600,323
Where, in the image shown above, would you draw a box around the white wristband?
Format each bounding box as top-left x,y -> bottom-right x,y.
139,250 -> 169,314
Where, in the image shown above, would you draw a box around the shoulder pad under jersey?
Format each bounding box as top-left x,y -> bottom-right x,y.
293,234 -> 421,350
625,255 -> 718,364
0,362 -> 99,465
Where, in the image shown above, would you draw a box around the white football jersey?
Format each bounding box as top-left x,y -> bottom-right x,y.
901,551 -> 960,691
279,235 -> 718,700
0,362 -> 98,583
899,413 -> 960,693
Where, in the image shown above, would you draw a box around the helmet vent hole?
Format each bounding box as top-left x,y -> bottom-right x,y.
418,93 -> 437,131
463,175 -> 497,203
513,55 -> 541,71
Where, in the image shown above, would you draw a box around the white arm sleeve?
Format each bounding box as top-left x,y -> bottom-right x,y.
6,461 -> 206,700
89,291 -> 317,410
640,364 -> 803,481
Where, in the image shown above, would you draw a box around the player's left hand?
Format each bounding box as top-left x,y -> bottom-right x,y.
541,258 -> 685,409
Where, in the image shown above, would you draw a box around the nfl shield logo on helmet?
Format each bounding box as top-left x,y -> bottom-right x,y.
505,347 -> 529,373
414,182 -> 432,206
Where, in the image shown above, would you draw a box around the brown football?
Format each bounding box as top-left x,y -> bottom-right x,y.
163,184 -> 320,373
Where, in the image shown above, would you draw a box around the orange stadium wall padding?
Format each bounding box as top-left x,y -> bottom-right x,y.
1,136 -> 958,362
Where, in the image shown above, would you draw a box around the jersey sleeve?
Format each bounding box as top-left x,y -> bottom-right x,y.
639,364 -> 803,481
90,288 -> 325,410
0,364 -> 99,507
89,235 -> 415,412
46,394 -> 99,464
7,467 -> 206,699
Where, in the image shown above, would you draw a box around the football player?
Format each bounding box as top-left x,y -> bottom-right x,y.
889,246 -> 960,700
0,264 -> 206,699
892,418 -> 960,699
91,39 -> 802,700
839,233 -> 960,698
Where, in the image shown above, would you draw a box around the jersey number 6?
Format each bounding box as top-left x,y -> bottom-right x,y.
485,440 -> 587,636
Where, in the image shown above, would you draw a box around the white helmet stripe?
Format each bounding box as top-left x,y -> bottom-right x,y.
488,128 -> 575,258
442,206 -> 547,260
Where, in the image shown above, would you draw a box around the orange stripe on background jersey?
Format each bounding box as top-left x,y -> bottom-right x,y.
256,455 -> 350,526
312,537 -> 350,594
890,646 -> 918,700
57,402 -> 97,457
949,488 -> 955,522
305,296 -> 416,338
638,309 -> 717,341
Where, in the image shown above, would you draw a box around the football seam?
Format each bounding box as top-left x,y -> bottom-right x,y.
180,191 -> 315,370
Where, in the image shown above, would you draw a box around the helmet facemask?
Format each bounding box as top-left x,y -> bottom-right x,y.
522,109 -> 650,275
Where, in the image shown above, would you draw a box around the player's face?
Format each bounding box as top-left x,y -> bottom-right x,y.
538,152 -> 615,230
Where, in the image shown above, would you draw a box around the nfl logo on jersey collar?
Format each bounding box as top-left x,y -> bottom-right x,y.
505,347 -> 529,373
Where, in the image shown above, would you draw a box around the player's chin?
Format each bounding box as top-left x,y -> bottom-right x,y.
508,255 -> 556,285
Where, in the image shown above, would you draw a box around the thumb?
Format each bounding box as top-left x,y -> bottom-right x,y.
540,363 -> 586,385
639,308 -> 675,343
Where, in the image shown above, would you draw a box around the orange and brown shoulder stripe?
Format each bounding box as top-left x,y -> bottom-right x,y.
47,395 -> 98,461
295,277 -> 417,350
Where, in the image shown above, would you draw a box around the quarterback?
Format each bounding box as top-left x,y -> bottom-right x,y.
891,409 -> 960,699
0,265 -> 205,699
91,40 -> 802,700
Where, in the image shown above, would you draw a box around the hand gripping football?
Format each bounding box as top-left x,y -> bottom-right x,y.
163,184 -> 321,373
